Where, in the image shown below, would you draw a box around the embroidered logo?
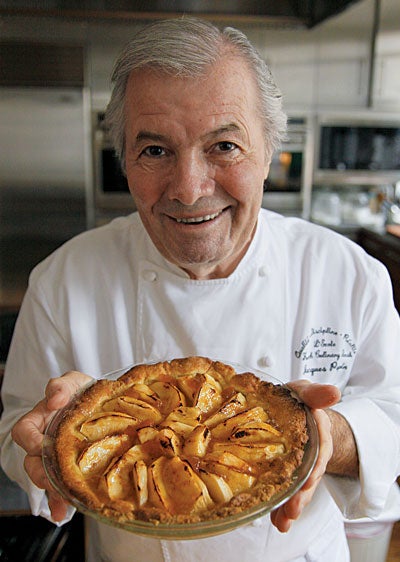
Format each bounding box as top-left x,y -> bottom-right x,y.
294,327 -> 357,377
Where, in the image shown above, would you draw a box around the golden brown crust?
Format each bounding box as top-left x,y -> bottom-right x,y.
53,357 -> 308,525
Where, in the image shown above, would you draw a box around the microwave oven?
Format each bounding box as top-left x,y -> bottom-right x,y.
314,112 -> 400,186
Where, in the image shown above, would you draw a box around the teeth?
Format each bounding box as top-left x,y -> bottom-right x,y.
175,211 -> 221,224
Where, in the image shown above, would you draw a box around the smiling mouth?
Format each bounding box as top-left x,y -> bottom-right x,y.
174,210 -> 223,224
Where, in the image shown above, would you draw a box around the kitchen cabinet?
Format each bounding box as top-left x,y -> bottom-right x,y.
272,56 -> 369,109
316,58 -> 369,107
373,53 -> 400,108
272,61 -> 315,108
357,228 -> 400,313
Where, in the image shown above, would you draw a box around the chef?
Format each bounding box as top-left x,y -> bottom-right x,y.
1,17 -> 400,562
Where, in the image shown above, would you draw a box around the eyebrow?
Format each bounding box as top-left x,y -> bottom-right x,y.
134,123 -> 243,146
135,131 -> 168,144
204,124 -> 242,140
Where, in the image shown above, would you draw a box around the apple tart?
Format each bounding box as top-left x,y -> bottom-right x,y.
52,357 -> 309,525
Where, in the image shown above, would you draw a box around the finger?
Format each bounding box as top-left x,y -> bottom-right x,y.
270,505 -> 293,533
47,490 -> 69,522
24,454 -> 49,489
24,455 -> 70,521
288,380 -> 341,409
45,371 -> 92,410
271,408 -> 333,532
298,408 -> 333,495
12,400 -> 51,455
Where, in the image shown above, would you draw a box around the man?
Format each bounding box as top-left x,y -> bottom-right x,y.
1,17 -> 400,562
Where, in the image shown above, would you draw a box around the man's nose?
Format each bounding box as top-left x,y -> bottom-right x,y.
166,153 -> 215,205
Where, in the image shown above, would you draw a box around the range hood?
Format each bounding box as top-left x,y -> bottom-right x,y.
0,0 -> 363,29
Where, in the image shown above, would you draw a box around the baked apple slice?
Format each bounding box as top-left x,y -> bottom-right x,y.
198,469 -> 233,503
182,425 -> 211,457
78,433 -> 133,476
148,456 -> 213,514
210,406 -> 268,439
79,412 -> 138,440
204,392 -> 247,428
102,396 -> 162,424
149,381 -> 186,414
105,444 -> 148,501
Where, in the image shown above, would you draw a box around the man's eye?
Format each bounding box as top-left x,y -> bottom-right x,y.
142,145 -> 165,157
216,141 -> 237,152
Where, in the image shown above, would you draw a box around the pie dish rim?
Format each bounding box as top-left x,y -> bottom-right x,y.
42,359 -> 319,539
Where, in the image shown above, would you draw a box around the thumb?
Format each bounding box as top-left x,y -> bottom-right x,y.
45,371 -> 92,410
288,380 -> 341,409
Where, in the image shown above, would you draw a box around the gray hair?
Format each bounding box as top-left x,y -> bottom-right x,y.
105,17 -> 287,170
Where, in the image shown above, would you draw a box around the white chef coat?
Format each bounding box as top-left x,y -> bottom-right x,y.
1,209 -> 400,562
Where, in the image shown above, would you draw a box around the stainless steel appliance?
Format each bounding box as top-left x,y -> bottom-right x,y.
0,87 -> 87,311
311,112 -> 400,232
92,111 -> 135,226
262,115 -> 314,218
314,112 -> 400,186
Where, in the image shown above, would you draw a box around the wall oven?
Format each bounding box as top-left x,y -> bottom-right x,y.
92,111 -> 135,226
262,115 -> 313,218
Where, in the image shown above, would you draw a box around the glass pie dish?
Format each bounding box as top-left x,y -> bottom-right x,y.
42,362 -> 319,540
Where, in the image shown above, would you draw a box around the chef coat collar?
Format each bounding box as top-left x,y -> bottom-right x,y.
138,213 -> 263,281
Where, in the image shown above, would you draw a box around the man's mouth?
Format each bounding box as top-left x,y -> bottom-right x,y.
174,210 -> 223,224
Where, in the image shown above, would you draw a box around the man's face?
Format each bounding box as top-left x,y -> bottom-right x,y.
124,54 -> 270,279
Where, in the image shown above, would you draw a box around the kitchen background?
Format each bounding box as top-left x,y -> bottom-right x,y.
0,1 -> 400,559
1,0 -> 400,320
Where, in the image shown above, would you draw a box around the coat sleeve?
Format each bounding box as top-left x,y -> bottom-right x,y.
0,266 -> 76,524
324,261 -> 400,521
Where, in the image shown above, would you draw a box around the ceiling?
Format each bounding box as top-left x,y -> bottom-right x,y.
0,0 -> 364,28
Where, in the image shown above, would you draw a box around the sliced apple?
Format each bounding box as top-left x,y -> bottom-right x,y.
230,421 -> 282,442
209,406 -> 268,438
124,383 -> 161,408
105,444 -> 148,501
157,427 -> 181,457
182,424 -> 211,457
162,406 -> 201,426
78,433 -> 132,476
161,420 -> 198,438
148,456 -> 213,514
79,412 -> 138,440
132,459 -> 148,507
204,452 -> 256,494
136,425 -> 159,444
211,441 -> 285,463
176,373 -> 204,402
150,381 -> 186,414
193,374 -> 223,414
199,469 -> 233,504
102,396 -> 162,424
203,392 -> 247,428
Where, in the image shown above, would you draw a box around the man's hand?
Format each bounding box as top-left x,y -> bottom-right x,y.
270,380 -> 343,533
11,371 -> 92,521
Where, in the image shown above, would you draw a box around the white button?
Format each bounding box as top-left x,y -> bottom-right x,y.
258,355 -> 273,368
258,265 -> 268,277
143,270 -> 158,282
